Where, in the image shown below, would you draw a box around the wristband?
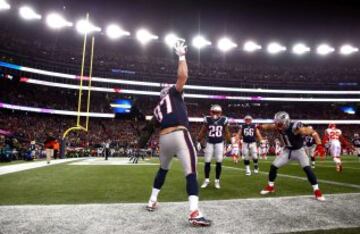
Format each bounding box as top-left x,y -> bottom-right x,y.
179,55 -> 186,61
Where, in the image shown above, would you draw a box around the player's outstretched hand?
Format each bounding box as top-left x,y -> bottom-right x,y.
174,41 -> 187,57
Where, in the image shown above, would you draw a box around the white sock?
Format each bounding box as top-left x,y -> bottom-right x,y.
246,165 -> 250,171
312,184 -> 319,191
150,188 -> 160,202
204,178 -> 210,183
268,181 -> 275,187
189,195 -> 199,212
215,179 -> 219,183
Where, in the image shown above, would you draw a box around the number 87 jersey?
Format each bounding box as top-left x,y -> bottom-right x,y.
204,116 -> 229,144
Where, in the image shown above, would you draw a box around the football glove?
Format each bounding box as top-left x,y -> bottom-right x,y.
315,144 -> 326,157
174,41 -> 187,59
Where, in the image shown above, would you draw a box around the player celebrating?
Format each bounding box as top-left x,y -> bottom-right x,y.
323,123 -> 343,172
138,41 -> 211,227
258,111 -> 326,201
353,133 -> 360,160
196,105 -> 231,189
239,115 -> 263,175
304,127 -> 317,168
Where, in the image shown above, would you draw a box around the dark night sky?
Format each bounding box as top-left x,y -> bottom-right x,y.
6,0 -> 360,41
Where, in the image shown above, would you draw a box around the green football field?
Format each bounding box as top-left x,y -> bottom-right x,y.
0,155 -> 359,205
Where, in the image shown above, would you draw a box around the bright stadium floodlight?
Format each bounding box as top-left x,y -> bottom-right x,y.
267,42 -> 286,54
164,33 -> 184,48
316,44 -> 334,55
46,13 -> 73,29
106,24 -> 130,39
340,44 -> 358,55
217,37 -> 237,52
243,41 -> 262,52
76,19 -> 101,34
292,43 -> 311,55
192,35 -> 211,49
19,6 -> 42,20
136,29 -> 158,45
0,0 -> 10,10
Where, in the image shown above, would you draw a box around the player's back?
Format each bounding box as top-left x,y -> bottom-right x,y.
153,86 -> 189,130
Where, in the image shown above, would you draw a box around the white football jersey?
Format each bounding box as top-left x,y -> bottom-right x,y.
326,128 -> 342,142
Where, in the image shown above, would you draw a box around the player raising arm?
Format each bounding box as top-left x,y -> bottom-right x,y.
137,41 -> 211,227
258,111 -> 326,201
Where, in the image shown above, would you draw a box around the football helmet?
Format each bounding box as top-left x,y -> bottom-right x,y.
274,111 -> 291,130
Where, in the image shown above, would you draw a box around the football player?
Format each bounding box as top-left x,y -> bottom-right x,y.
258,111 -> 326,201
274,138 -> 282,156
196,105 -> 231,189
323,123 -> 351,172
230,133 -> 241,164
304,126 -> 317,168
138,41 -> 211,227
353,133 -> 360,160
259,137 -> 269,160
239,115 -> 263,175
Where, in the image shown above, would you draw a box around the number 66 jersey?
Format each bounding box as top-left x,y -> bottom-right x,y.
204,116 -> 229,144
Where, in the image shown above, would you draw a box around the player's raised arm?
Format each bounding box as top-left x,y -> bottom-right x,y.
174,41 -> 188,93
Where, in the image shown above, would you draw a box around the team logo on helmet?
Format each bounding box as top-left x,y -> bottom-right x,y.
210,105 -> 222,119
274,111 -> 291,130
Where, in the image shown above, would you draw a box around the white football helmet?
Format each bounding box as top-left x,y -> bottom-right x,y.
210,105 -> 222,119
274,111 -> 291,130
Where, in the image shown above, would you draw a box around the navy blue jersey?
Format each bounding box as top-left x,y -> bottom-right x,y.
241,124 -> 257,143
353,138 -> 360,147
204,116 -> 228,144
154,86 -> 189,129
279,121 -> 304,150
304,135 -> 316,147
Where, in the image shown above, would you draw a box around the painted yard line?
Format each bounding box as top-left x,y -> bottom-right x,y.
199,162 -> 360,189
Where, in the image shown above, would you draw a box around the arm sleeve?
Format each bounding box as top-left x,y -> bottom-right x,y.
292,121 -> 303,135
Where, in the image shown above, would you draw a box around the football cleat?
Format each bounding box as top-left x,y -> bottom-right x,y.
245,169 -> 251,176
188,210 -> 212,227
254,169 -> 259,174
260,185 -> 275,195
336,164 -> 343,172
146,200 -> 158,212
201,180 -> 210,189
314,189 -> 325,201
214,180 -> 221,189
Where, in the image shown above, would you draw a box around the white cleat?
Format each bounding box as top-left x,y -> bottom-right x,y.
214,180 -> 221,189
245,169 -> 251,176
201,180 -> 210,188
254,169 -> 259,174
146,200 -> 158,211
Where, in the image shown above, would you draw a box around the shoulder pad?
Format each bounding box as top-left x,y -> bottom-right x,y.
292,121 -> 303,134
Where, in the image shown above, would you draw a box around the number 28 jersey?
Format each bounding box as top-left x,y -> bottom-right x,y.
153,86 -> 189,130
204,116 -> 228,144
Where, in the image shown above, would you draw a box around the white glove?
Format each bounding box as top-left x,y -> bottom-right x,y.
196,142 -> 202,151
174,41 -> 187,60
